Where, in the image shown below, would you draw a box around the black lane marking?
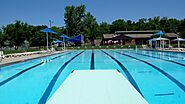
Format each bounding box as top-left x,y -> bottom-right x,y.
0,62 -> 43,87
154,93 -> 174,96
90,50 -> 95,70
140,49 -> 185,59
101,50 -> 143,96
115,51 -> 185,92
71,69 -> 75,73
0,51 -> 74,87
50,51 -> 73,60
130,51 -> 185,67
38,51 -> 85,104
139,50 -> 184,60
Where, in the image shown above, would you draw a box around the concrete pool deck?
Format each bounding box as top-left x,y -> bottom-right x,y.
47,70 -> 148,104
0,50 -> 66,67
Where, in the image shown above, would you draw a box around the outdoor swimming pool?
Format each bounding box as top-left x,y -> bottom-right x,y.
0,49 -> 185,104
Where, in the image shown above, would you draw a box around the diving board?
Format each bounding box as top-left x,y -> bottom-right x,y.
47,70 -> 148,104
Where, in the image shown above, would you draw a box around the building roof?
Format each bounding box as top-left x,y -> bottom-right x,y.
165,33 -> 179,38
125,34 -> 153,38
102,32 -> 178,40
115,30 -> 160,34
102,34 -> 114,39
47,70 -> 148,104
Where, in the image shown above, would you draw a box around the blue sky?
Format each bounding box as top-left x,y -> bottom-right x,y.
1,0 -> 185,27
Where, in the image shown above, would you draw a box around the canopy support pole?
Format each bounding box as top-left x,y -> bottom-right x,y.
169,40 -> 170,48
63,38 -> 65,50
46,32 -> 49,51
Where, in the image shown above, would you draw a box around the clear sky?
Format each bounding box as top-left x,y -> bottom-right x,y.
1,0 -> 185,27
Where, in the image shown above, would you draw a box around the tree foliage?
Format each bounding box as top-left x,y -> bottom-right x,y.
83,12 -> 98,45
2,21 -> 30,49
97,22 -> 110,37
110,19 -> 127,33
28,25 -> 47,47
178,19 -> 185,38
0,29 -> 4,47
64,5 -> 86,36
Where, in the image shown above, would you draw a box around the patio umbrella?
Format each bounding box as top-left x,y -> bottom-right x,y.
60,34 -> 70,50
154,31 -> 165,49
41,28 -> 57,34
149,37 -> 169,49
172,38 -> 185,48
155,31 -> 165,37
41,28 -> 57,51
155,37 -> 169,41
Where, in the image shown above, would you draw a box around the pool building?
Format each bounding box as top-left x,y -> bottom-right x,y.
101,30 -> 178,45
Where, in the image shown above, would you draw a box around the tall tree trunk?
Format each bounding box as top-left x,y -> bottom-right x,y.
91,39 -> 95,46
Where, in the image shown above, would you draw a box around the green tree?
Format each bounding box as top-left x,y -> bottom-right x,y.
178,19 -> 185,38
50,26 -> 63,40
126,20 -> 133,31
0,29 -> 4,48
83,12 -> 98,45
159,17 -> 168,31
134,18 -> 147,30
110,19 -> 127,33
29,25 -> 47,47
144,17 -> 157,30
64,5 -> 86,36
97,22 -> 110,37
3,20 -> 30,50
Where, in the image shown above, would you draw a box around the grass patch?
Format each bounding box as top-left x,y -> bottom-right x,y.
3,50 -> 24,54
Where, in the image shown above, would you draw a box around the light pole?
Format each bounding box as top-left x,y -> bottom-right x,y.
49,20 -> 53,28
49,20 -> 54,51
46,32 -> 49,51
47,20 -> 54,51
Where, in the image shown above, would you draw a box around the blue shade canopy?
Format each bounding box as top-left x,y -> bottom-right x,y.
68,34 -> 84,43
60,34 -> 70,38
41,28 -> 57,34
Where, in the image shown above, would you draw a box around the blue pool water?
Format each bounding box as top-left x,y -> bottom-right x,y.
0,50 -> 185,104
